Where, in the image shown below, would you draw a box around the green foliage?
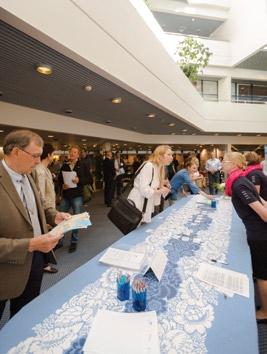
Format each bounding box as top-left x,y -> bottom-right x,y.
176,37 -> 212,83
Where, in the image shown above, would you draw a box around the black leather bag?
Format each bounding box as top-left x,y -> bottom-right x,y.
108,163 -> 154,235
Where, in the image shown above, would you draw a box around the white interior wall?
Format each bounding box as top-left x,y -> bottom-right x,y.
0,0 -> 267,135
211,0 -> 267,65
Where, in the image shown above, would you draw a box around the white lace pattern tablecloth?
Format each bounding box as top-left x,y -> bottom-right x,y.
8,196 -> 232,354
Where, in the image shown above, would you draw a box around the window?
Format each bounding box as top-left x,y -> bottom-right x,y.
232,80 -> 267,103
197,79 -> 218,101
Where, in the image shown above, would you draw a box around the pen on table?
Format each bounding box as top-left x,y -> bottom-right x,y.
211,259 -> 228,265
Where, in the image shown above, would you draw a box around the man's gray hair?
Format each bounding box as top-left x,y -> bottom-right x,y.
3,130 -> 44,155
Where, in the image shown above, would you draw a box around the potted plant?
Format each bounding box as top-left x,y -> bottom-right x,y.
176,37 -> 212,84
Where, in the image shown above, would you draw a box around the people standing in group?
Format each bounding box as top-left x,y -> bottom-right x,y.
114,152 -> 125,197
223,152 -> 267,323
127,145 -> 172,223
205,151 -> 222,195
58,146 -> 90,253
32,143 -> 58,273
170,157 -> 213,201
244,152 -> 267,200
132,156 -> 141,174
103,151 -> 116,207
0,130 -> 69,321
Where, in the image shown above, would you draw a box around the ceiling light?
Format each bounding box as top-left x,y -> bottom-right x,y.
35,63 -> 52,75
65,109 -> 73,114
256,134 -> 261,137
191,18 -> 195,22
93,144 -> 97,148
111,97 -> 122,104
168,123 -> 175,127
47,135 -> 54,138
83,143 -> 87,146
84,85 -> 92,92
182,129 -> 187,132
171,132 -> 176,135
237,133 -> 242,136
0,129 -> 4,133
105,120 -> 112,124
262,46 -> 267,51
81,139 -> 87,142
147,113 -> 156,118
214,133 -> 219,136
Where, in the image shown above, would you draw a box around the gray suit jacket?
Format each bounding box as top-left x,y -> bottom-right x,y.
0,161 -> 57,300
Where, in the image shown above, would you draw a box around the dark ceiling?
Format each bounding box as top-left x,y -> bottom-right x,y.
0,20 -> 200,136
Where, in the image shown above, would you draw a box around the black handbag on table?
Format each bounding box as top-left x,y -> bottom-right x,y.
108,163 -> 154,235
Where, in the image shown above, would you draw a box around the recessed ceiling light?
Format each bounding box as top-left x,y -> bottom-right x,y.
84,85 -> 92,92
256,134 -> 261,137
105,120 -> 112,124
171,132 -> 176,135
93,144 -> 97,148
0,129 -> 4,133
182,129 -> 187,132
168,123 -> 175,127
124,144 -> 127,146
81,139 -> 87,142
237,133 -> 242,136
111,97 -> 122,104
262,46 -> 267,51
191,18 -> 195,22
47,135 -> 54,138
65,109 -> 73,114
35,63 -> 52,75
214,133 -> 219,136
83,143 -> 87,146
147,113 -> 156,118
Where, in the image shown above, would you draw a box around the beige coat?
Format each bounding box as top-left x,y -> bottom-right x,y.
0,162 -> 57,300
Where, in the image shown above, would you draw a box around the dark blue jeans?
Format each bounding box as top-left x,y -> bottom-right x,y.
59,196 -> 83,244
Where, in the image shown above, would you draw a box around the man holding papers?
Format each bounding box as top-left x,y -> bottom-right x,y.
59,146 -> 91,252
0,130 -> 70,321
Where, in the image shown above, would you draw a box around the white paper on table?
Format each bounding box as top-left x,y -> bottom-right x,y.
99,248 -> 145,271
62,171 -> 77,188
143,249 -> 167,282
195,263 -> 249,298
49,212 -> 91,236
83,310 -> 160,354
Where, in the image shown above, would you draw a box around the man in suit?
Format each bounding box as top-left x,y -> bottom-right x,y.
0,130 -> 69,320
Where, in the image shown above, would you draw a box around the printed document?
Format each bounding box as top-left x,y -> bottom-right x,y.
62,171 -> 77,188
83,310 -> 160,354
195,263 -> 249,298
49,212 -> 91,236
99,248 -> 145,271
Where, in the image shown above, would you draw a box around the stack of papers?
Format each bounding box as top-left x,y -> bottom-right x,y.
49,212 -> 91,236
195,263 -> 249,298
99,248 -> 145,271
83,310 -> 160,354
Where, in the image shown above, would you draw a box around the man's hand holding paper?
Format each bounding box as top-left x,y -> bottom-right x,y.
49,212 -> 92,236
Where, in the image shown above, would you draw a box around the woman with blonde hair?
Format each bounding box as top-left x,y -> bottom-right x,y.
128,145 -> 172,223
223,152 -> 267,323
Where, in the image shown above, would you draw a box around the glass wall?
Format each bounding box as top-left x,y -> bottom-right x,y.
232,80 -> 267,103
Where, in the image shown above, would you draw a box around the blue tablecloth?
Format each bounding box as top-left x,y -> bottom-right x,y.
0,196 -> 258,354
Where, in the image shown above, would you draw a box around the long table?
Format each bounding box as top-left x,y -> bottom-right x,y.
0,196 -> 258,354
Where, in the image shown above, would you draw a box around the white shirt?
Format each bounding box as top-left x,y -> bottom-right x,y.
205,158 -> 221,172
128,161 -> 161,223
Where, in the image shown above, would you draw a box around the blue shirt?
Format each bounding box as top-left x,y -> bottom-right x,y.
170,169 -> 199,200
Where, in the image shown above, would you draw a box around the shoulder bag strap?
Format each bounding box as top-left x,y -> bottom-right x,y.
142,165 -> 154,213
121,162 -> 147,197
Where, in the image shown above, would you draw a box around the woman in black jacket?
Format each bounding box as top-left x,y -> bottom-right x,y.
223,152 -> 267,323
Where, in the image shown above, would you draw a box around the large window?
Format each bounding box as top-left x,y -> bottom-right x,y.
232,80 -> 267,103
197,79 -> 218,101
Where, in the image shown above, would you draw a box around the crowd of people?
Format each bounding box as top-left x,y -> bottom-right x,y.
1,129 -> 267,326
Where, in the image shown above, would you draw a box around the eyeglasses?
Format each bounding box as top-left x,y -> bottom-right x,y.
19,148 -> 42,159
